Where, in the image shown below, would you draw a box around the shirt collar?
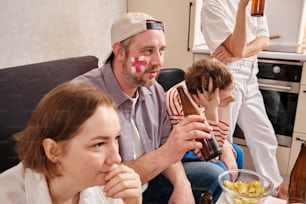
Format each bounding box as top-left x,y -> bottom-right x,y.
102,62 -> 152,106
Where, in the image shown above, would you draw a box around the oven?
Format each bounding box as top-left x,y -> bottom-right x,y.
233,58 -> 302,147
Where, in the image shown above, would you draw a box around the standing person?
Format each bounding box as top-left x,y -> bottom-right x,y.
166,59 -> 244,175
73,12 -> 225,203
0,82 -> 142,204
201,0 -> 288,199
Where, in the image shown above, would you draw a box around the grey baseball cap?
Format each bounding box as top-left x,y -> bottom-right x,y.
104,12 -> 164,63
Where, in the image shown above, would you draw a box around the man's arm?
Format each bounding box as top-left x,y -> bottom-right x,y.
124,115 -> 212,184
222,0 -> 249,58
214,0 -> 269,61
123,142 -> 178,184
163,162 -> 195,204
244,36 -> 269,57
214,35 -> 269,63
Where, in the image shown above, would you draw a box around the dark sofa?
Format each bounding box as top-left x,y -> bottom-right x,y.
0,55 -> 99,172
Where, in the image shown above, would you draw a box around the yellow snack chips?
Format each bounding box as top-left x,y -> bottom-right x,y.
223,180 -> 265,204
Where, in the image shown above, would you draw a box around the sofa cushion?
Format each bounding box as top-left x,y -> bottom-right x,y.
0,55 -> 98,172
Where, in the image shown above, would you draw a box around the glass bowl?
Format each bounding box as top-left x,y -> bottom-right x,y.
218,169 -> 275,204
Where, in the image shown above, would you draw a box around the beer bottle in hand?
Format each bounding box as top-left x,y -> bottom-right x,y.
287,141 -> 306,204
199,192 -> 213,204
251,0 -> 265,16
177,85 -> 222,161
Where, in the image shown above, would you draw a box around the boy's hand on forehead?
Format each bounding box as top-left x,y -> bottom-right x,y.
130,56 -> 147,74
193,80 -> 220,110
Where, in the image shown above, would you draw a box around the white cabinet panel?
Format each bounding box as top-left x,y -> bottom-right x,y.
294,85 -> 306,133
302,62 -> 306,85
232,141 -> 290,175
277,146 -> 291,175
288,133 -> 306,174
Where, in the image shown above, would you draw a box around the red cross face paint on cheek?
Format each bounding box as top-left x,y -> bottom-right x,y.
130,56 -> 147,74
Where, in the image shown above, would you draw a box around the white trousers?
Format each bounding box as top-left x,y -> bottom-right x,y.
220,58 -> 283,188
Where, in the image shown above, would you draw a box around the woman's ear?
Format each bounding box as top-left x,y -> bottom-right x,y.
42,138 -> 62,163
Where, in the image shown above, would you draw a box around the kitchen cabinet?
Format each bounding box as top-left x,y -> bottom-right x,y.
294,84 -> 306,133
288,62 -> 306,173
236,143 -> 290,175
288,133 -> 306,173
127,0 -> 195,70
297,66 -> 306,138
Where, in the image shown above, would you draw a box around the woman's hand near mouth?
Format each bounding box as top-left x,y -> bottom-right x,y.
103,164 -> 142,204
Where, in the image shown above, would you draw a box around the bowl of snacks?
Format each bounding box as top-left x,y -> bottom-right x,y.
218,169 -> 275,204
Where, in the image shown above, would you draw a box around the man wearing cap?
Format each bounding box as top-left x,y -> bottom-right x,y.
72,12 -> 225,203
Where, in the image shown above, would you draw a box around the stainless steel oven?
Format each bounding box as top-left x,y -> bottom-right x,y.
234,58 -> 302,147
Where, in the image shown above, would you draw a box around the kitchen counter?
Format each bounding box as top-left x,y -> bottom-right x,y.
193,44 -> 306,61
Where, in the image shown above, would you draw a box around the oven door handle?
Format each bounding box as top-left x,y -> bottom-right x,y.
259,83 -> 292,91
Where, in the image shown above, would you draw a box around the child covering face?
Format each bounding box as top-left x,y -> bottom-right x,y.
166,59 -> 244,179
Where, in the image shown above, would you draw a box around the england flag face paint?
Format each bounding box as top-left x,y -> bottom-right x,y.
130,56 -> 147,74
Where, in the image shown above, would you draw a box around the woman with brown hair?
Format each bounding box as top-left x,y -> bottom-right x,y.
0,82 -> 142,204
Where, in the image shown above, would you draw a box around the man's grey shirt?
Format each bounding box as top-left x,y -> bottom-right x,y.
72,62 -> 171,161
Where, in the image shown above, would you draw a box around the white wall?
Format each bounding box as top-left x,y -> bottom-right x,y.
265,0 -> 306,53
0,0 -> 126,68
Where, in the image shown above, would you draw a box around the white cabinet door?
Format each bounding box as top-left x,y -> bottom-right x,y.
288,133 -> 306,174
301,62 -> 306,85
127,0 -> 195,70
294,84 -> 306,133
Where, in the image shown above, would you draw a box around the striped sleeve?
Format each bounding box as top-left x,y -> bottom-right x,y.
208,119 -> 229,148
166,85 -> 185,126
